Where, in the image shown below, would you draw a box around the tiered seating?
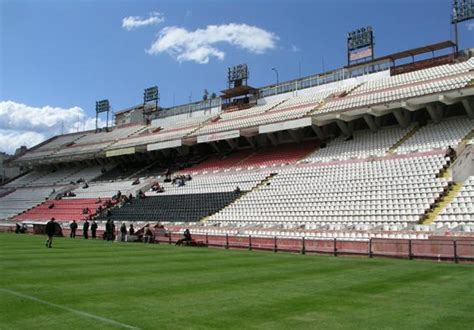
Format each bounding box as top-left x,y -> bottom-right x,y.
0,187 -> 14,198
5,171 -> 47,187
69,180 -> 150,199
396,117 -> 473,153
97,193 -> 240,223
55,165 -> 105,184
177,150 -> 255,175
109,115 -> 214,151
352,58 -> 474,95
5,166 -> 104,188
208,153 -> 449,228
14,198 -> 110,222
18,133 -> 84,161
238,142 -> 318,168
437,176 -> 474,226
194,101 -> 284,135
303,125 -> 413,162
0,187 -> 55,220
50,126 -> 144,157
147,172 -> 268,196
319,74 -> 473,114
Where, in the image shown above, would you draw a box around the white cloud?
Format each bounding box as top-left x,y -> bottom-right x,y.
0,101 -> 104,154
122,11 -> 165,31
147,23 -> 279,64
467,22 -> 474,31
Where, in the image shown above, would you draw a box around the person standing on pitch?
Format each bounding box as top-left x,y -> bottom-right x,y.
45,218 -> 56,248
83,219 -> 90,239
91,220 -> 98,239
120,223 -> 127,242
70,220 -> 78,238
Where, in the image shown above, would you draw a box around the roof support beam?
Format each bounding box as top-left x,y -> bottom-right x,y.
245,136 -> 255,148
208,142 -> 220,153
336,119 -> 352,136
289,130 -> 303,143
311,125 -> 326,140
266,133 -> 278,146
426,103 -> 444,124
461,98 -> 474,119
363,114 -> 379,132
393,109 -> 410,128
225,138 -> 237,149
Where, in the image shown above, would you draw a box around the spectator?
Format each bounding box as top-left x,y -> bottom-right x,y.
48,202 -> 55,209
110,221 -> 116,241
91,220 -> 98,239
82,182 -> 89,189
45,218 -> 57,248
96,197 -> 102,204
105,219 -> 111,241
143,226 -> 153,243
132,178 -> 140,185
120,223 -> 127,241
234,186 -> 241,194
129,224 -> 135,235
176,229 -> 192,246
83,219 -> 90,239
70,220 -> 78,238
445,146 -> 457,159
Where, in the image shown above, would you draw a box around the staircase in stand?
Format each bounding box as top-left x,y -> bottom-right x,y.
387,124 -> 420,154
420,182 -> 463,225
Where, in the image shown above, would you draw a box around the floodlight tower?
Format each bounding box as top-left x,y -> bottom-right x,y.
451,0 -> 474,52
95,99 -> 110,132
143,86 -> 159,124
347,26 -> 375,66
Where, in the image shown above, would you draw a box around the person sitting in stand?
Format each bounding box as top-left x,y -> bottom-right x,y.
143,226 -> 153,243
185,174 -> 192,181
48,202 -> 55,209
129,224 -> 135,235
116,190 -> 122,199
128,193 -> 133,200
132,178 -> 140,185
82,182 -> 89,189
234,186 -> 241,194
96,197 -> 102,204
445,146 -> 457,159
176,229 -> 192,246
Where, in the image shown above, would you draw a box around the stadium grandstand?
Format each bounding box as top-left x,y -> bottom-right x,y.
1,37 -> 474,252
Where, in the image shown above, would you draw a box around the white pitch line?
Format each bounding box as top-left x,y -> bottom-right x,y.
0,288 -> 140,330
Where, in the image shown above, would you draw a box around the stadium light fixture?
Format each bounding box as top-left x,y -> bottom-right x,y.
95,99 -> 110,132
451,0 -> 474,51
272,67 -> 279,84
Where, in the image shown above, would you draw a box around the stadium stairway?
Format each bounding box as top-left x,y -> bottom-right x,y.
420,182 -> 464,225
387,124 -> 420,154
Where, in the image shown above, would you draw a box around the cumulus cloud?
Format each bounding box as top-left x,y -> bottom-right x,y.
0,101 -> 104,154
147,23 -> 279,64
122,11 -> 165,31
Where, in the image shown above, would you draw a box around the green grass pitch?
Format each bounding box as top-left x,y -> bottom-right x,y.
0,233 -> 473,330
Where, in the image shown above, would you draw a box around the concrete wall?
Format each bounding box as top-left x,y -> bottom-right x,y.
452,143 -> 473,183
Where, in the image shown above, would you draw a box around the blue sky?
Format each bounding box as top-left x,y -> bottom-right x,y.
0,0 -> 472,153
